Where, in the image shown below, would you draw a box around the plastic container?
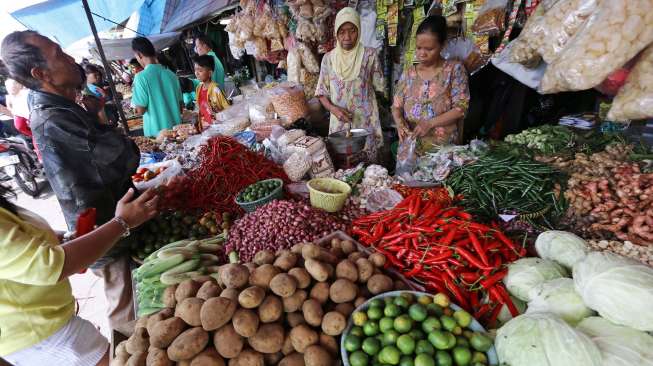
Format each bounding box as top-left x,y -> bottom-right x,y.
307,178 -> 351,212
341,290 -> 499,366
235,178 -> 284,213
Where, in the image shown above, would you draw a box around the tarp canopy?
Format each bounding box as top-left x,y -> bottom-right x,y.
160,0 -> 237,33
89,31 -> 181,60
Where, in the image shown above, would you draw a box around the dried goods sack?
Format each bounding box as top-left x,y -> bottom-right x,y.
607,46 -> 653,121
509,9 -> 546,67
540,0 -> 653,93
269,85 -> 309,125
284,151 -> 311,182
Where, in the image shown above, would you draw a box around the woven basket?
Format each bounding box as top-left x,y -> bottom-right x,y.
235,178 -> 285,213
307,178 -> 351,213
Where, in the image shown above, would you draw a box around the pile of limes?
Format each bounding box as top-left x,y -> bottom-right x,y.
236,179 -> 281,203
344,292 -> 493,366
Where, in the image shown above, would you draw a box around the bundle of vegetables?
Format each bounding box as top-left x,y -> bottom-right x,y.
445,152 -> 565,226
352,193 -> 527,327
225,200 -> 347,262
114,238 -> 409,366
504,125 -> 574,155
161,136 -> 289,212
133,235 -> 226,316
335,164 -> 397,211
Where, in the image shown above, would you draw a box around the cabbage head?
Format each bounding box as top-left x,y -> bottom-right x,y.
535,230 -> 589,269
505,258 -> 568,302
573,252 -> 653,331
526,278 -> 594,325
496,313 -> 602,366
577,317 -> 653,366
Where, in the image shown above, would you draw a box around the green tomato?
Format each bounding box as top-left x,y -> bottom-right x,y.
396,334 -> 416,355
470,333 -> 492,353
452,346 -> 472,366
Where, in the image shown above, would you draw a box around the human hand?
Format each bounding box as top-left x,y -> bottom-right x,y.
331,106 -> 353,123
115,188 -> 159,228
397,122 -> 411,142
414,121 -> 433,137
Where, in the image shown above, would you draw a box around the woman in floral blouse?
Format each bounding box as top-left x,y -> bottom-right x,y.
392,15 -> 470,154
316,7 -> 386,160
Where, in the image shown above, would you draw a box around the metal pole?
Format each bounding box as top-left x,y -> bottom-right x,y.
81,0 -> 130,134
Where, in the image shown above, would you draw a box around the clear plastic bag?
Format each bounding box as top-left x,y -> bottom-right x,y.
366,189 -> 404,212
395,136 -> 418,178
608,46 -> 653,122
297,43 -> 320,73
133,159 -> 184,191
269,84 -> 309,125
471,0 -> 508,36
284,150 -> 311,182
247,92 -> 274,124
510,9 -> 546,67
287,48 -> 302,83
216,101 -> 249,124
442,37 -> 488,74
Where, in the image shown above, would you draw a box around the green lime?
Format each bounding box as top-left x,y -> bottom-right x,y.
455,336 -> 469,348
452,347 -> 472,366
394,315 -> 413,334
401,293 -> 415,304
440,316 -> 457,332
380,317 -> 396,333
452,326 -> 463,336
400,355 -> 415,366
345,335 -> 362,352
353,312 -> 369,326
362,337 -> 382,356
351,326 -> 365,338
368,306 -> 384,320
435,350 -> 453,366
470,333 -> 492,352
417,295 -> 433,305
382,330 -> 400,346
427,303 -> 444,316
379,346 -> 401,365
453,310 -> 473,328
422,317 -> 442,334
408,304 -> 428,322
415,340 -> 435,356
414,353 -> 436,366
429,331 -> 456,350
370,299 -> 385,308
394,296 -> 410,309
397,335 -> 416,355
463,330 -> 474,340
364,322 -> 380,337
434,293 -> 450,308
472,352 -> 488,364
408,329 -> 425,341
350,350 -> 370,366
384,304 -> 401,317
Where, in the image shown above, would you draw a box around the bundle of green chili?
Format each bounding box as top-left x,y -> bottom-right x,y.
445,152 -> 566,227
352,193 -> 526,327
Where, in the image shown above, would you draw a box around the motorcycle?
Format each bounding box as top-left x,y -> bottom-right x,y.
0,135 -> 44,197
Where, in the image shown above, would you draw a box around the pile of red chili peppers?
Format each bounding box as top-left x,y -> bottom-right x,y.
352,192 -> 526,327
163,136 -> 289,213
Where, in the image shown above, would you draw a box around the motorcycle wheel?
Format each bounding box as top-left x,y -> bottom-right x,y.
13,153 -> 40,197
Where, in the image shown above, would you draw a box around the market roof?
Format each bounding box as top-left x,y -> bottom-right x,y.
89,31 -> 181,61
160,0 -> 238,33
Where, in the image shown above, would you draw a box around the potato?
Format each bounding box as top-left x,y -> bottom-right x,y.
200,297 -> 236,331
248,264 -> 280,289
301,299 -> 323,327
329,279 -> 357,303
146,308 -> 174,336
167,327 -> 209,362
135,315 -> 149,330
367,274 -> 393,295
248,323 -> 285,354
309,282 -> 330,304
115,341 -> 129,359
126,352 -> 147,366
354,296 -> 366,308
368,253 -> 386,268
286,312 -> 306,327
238,286 -> 266,308
303,345 -> 331,366
175,280 -> 201,303
258,295 -> 283,323
329,247 -> 345,260
175,297 -> 204,327
126,327 -> 149,355
279,353 -> 305,366
330,238 -> 341,249
282,334 -> 294,355
289,324 -> 318,353
232,308 -> 259,337
162,285 -> 177,308
213,324 -> 244,358
324,264 -> 334,279
194,275 -> 214,284
334,303 -> 355,318
190,347 -> 225,366
220,288 -> 240,302
283,290 -> 307,312
321,311 -> 346,336
288,268 -> 311,289
253,250 -> 276,265
290,243 -> 305,255
220,264 -> 250,289
394,280 -> 408,291
301,244 -> 338,264
146,348 -> 173,366
348,252 -> 364,262
341,240 -> 356,254
274,251 -> 298,271
304,259 -> 329,282
150,316 -> 186,348
318,333 -> 338,356
111,354 -> 129,366
196,281 -> 221,300
228,349 -> 263,366
244,262 -> 258,274
270,273 -> 298,298
355,258 -> 374,283
265,352 -> 284,365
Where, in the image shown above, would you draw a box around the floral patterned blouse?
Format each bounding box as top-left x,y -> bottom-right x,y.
315,47 -> 386,155
393,60 -> 469,153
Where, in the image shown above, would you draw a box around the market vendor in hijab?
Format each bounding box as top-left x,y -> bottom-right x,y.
316,7 -> 387,161
392,15 -> 469,153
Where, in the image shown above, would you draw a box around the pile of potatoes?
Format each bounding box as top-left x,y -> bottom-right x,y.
113,238 -> 408,366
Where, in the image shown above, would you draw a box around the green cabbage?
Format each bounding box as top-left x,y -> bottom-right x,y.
535,230 -> 589,269
573,252 -> 653,331
577,317 -> 653,366
526,278 -> 594,325
496,313 -> 602,366
505,258 -> 568,302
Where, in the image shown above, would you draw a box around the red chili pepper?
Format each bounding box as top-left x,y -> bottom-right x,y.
455,247 -> 494,270
495,284 -> 519,317
474,303 -> 491,320
469,290 -> 479,309
456,211 -> 473,221
404,263 -> 423,277
445,278 -> 469,310
468,231 -> 489,266
441,228 -> 458,246
447,257 -> 464,267
493,230 -> 526,256
459,272 -> 481,283
423,250 -> 453,264
487,303 -> 503,328
440,208 -> 459,218
480,269 -> 507,289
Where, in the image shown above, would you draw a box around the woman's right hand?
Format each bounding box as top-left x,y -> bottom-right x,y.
331,106 -> 353,123
115,188 -> 159,228
397,122 -> 411,142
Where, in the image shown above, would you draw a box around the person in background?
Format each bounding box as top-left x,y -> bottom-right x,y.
4,78 -> 32,137
179,77 -> 199,110
193,55 -> 229,129
392,15 -> 469,152
1,30 -> 142,335
194,34 -> 226,90
0,184 -> 158,365
131,36 -> 183,137
128,58 -> 143,75
316,7 -> 386,161
83,64 -> 109,124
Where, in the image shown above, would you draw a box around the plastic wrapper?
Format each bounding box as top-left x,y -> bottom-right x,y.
395,136 -> 418,178
287,48 -> 301,83
300,69 -> 319,99
252,37 -> 268,60
296,19 -> 319,43
284,150 -> 311,182
297,43 -> 320,73
133,159 -> 184,191
309,148 -> 335,178
287,136 -> 325,156
228,32 -> 245,59
216,101 -> 249,124
540,0 -> 653,93
365,189 -> 404,212
270,38 -> 284,52
277,20 -> 289,40
510,10 -> 546,67
247,92 -> 274,124
608,46 -> 653,121
269,84 -> 309,125
471,0 -> 508,36
225,14 -> 239,33
442,37 -> 488,74
250,119 -> 282,142
238,14 -> 254,41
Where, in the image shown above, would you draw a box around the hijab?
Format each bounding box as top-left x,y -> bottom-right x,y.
332,7 -> 365,82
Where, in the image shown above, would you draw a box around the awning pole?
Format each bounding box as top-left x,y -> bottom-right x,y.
81,0 -> 130,134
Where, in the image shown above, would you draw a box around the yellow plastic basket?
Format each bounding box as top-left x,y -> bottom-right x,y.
307,178 -> 352,213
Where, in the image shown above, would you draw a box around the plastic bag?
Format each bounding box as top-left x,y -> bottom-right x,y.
510,10 -> 546,67
247,92 -> 274,124
492,42 -> 547,90
395,136 -> 418,178
594,67 -> 631,96
216,100 -> 249,124
228,32 -> 245,59
309,148 -> 335,178
540,0 -> 653,93
442,37 -> 488,74
366,189 -> 404,212
297,43 -> 319,73
608,45 -> 653,121
133,159 -> 184,191
284,150 -> 311,182
287,48 -> 302,84
269,84 -> 309,125
471,0 -> 508,36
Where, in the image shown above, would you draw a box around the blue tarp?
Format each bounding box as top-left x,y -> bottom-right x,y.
11,0 -> 146,47
136,0 -> 167,36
